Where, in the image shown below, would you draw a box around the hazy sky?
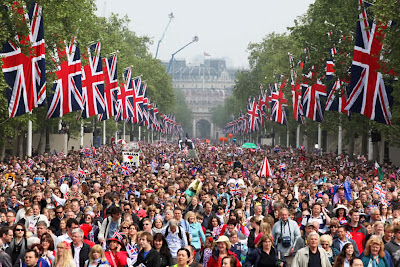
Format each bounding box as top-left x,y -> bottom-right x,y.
95,0 -> 315,68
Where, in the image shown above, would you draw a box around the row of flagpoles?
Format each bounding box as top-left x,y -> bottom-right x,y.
224,0 -> 393,155
0,2 -> 183,156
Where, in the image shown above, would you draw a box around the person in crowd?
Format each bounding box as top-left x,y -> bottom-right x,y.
56,219 -> 79,247
0,226 -> 13,251
23,249 -> 40,267
153,233 -> 174,267
202,237 -> 214,266
332,243 -> 356,267
385,225 -> 400,267
98,207 -> 122,244
50,206 -> 64,231
382,224 -> 394,244
244,234 -> 283,267
70,228 -> 90,267
360,236 -> 390,267
40,233 -> 55,266
186,211 -> 206,262
104,231 -> 127,267
320,234 -> 339,265
207,235 -> 241,267
134,232 -> 160,267
174,247 -> 191,267
223,255 -> 239,267
162,218 -> 189,259
292,232 -> 331,267
272,208 -> 301,266
30,244 -> 50,267
332,226 -> 360,257
54,241 -> 76,267
84,245 -> 109,267
345,209 -> 367,254
6,223 -> 28,267
300,203 -> 331,234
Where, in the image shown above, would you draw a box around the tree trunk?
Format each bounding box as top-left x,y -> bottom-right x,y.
45,125 -> 50,153
0,141 -> 5,161
348,133 -> 355,160
18,134 -> 24,158
37,128 -> 44,153
361,131 -> 368,156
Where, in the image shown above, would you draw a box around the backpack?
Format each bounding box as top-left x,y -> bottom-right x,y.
165,225 -> 183,239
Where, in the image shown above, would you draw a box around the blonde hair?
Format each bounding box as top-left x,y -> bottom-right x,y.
256,234 -> 274,248
260,222 -> 271,235
54,242 -> 74,267
319,234 -> 333,246
185,211 -> 196,223
89,245 -> 107,263
364,235 -> 385,258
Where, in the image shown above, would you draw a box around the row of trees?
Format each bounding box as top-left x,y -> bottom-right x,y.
212,0 -> 400,156
0,0 -> 192,157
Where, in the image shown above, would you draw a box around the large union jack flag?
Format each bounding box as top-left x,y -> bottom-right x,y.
81,43 -> 105,118
302,70 -> 327,122
345,0 -> 392,125
99,54 -> 118,121
131,78 -> 144,123
289,54 -> 305,124
247,98 -> 261,132
1,2 -> 46,118
140,83 -> 149,126
115,67 -> 134,121
47,37 -> 83,119
270,83 -> 288,125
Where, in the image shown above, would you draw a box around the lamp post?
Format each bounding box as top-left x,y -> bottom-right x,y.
155,12 -> 174,59
167,36 -> 199,73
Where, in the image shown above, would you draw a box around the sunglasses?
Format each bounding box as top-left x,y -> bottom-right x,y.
15,229 -> 24,232
321,243 -> 329,246
121,227 -> 129,229
124,209 -> 130,211
55,212 -> 63,214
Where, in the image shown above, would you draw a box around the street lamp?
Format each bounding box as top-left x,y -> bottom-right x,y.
167,36 -> 199,73
155,12 -> 174,59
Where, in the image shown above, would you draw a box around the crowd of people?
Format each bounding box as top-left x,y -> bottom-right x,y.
0,140 -> 399,267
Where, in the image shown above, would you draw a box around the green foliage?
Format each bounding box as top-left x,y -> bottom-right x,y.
173,89 -> 191,133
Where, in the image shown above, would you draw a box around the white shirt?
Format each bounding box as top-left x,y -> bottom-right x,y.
55,233 -> 72,247
73,243 -> 83,267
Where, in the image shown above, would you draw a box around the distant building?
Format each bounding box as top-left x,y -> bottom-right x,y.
164,58 -> 237,138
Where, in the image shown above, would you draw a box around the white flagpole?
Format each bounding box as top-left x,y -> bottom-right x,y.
368,130 -> 373,161
27,116 -> 32,157
286,127 -> 289,147
296,125 -> 300,148
115,121 -> 118,141
139,126 -> 141,141
338,124 -> 342,155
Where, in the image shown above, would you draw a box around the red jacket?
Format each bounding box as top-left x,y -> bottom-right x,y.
345,223 -> 367,254
105,251 -> 127,267
207,250 -> 241,267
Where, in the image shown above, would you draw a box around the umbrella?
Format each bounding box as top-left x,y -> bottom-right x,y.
241,143 -> 257,149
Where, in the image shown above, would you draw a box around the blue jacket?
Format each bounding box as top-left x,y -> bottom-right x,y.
189,222 -> 206,250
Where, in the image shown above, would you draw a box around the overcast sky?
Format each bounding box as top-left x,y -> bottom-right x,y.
95,0 -> 315,68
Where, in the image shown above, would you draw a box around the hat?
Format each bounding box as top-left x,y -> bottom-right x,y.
27,236 -> 41,248
305,222 -> 315,228
215,235 -> 231,248
107,231 -> 124,245
333,204 -> 349,214
80,224 -> 92,239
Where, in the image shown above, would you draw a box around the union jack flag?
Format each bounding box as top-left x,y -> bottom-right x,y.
129,77 -> 144,123
115,67 -> 134,121
247,98 -> 261,132
258,86 -> 270,126
120,163 -> 133,175
72,175 -> 80,186
1,2 -> 46,118
112,159 -> 119,170
345,0 -> 393,125
373,184 -> 386,198
59,174 -> 66,186
278,162 -> 287,172
78,166 -> 86,178
302,70 -> 327,122
126,243 -> 138,261
289,54 -> 305,124
81,43 -> 105,118
47,37 -> 83,119
26,158 -> 35,169
270,85 -> 288,125
315,192 -> 323,199
141,83 -> 149,126
230,183 -> 242,195
99,54 -> 118,121
379,196 -> 390,206
263,194 -> 271,202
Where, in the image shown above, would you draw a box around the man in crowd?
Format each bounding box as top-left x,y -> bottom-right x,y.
292,232 -> 331,267
332,226 -> 360,256
344,209 -> 367,254
162,219 -> 188,260
71,228 -> 90,267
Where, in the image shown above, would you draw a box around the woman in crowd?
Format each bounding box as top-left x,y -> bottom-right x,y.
105,233 -> 127,267
333,205 -> 349,225
372,221 -> 385,238
54,241 -> 76,267
186,196 -> 204,215
244,234 -> 283,267
83,213 -> 98,243
152,216 -> 164,234
207,216 -> 223,238
41,233 -> 55,266
222,256 -> 239,267
84,245 -> 109,267
153,233 -> 174,267
333,242 -> 356,267
57,219 -> 67,236
361,236 -> 390,267
186,211 -> 206,262
127,223 -> 139,246
320,234 -> 339,265
175,248 -> 191,267
207,236 -> 241,267
380,205 -> 390,223
6,223 -> 28,267
247,218 -> 261,254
